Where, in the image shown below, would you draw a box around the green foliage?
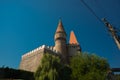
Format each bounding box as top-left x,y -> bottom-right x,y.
58,65 -> 71,80
34,53 -> 71,80
35,52 -> 110,80
34,53 -> 59,80
70,53 -> 109,80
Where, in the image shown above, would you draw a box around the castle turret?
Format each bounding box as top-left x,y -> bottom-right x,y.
68,31 -> 81,57
54,20 -> 67,62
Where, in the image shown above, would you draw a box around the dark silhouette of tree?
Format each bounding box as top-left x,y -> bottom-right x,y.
0,66 -> 34,80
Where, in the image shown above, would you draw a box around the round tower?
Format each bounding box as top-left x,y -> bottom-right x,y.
54,20 -> 67,61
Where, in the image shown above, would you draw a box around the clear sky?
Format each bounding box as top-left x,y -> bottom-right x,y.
0,0 -> 120,69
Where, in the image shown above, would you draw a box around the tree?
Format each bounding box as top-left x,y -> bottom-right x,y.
34,53 -> 59,80
70,52 -> 109,80
34,53 -> 71,80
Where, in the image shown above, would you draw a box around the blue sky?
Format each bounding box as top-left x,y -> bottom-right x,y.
0,0 -> 120,69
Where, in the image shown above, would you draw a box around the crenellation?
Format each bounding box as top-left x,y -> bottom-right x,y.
50,46 -> 53,51
42,45 -> 45,48
21,45 -> 46,58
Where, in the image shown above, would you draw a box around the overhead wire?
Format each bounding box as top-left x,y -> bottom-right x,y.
80,0 -> 103,23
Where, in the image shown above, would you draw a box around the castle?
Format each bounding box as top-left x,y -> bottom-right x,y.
19,20 -> 81,72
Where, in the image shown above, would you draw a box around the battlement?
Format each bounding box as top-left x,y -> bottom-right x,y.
22,45 -> 58,59
20,45 -> 59,72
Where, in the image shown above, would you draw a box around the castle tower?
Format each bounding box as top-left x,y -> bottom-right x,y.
54,20 -> 67,62
68,31 -> 81,57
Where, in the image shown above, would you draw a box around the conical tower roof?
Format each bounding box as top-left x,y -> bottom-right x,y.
69,31 -> 79,44
56,19 -> 66,34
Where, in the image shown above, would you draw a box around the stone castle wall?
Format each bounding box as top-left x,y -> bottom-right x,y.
19,45 -> 57,72
67,44 -> 81,57
19,44 -> 81,72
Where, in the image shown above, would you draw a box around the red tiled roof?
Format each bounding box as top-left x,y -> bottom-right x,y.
56,20 -> 66,33
69,31 -> 79,44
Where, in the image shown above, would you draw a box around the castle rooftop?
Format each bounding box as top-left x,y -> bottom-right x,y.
69,31 -> 79,44
56,19 -> 66,34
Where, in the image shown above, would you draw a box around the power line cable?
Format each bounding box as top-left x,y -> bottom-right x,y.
80,0 -> 103,23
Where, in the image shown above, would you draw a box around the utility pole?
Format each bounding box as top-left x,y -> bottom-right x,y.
102,18 -> 120,50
